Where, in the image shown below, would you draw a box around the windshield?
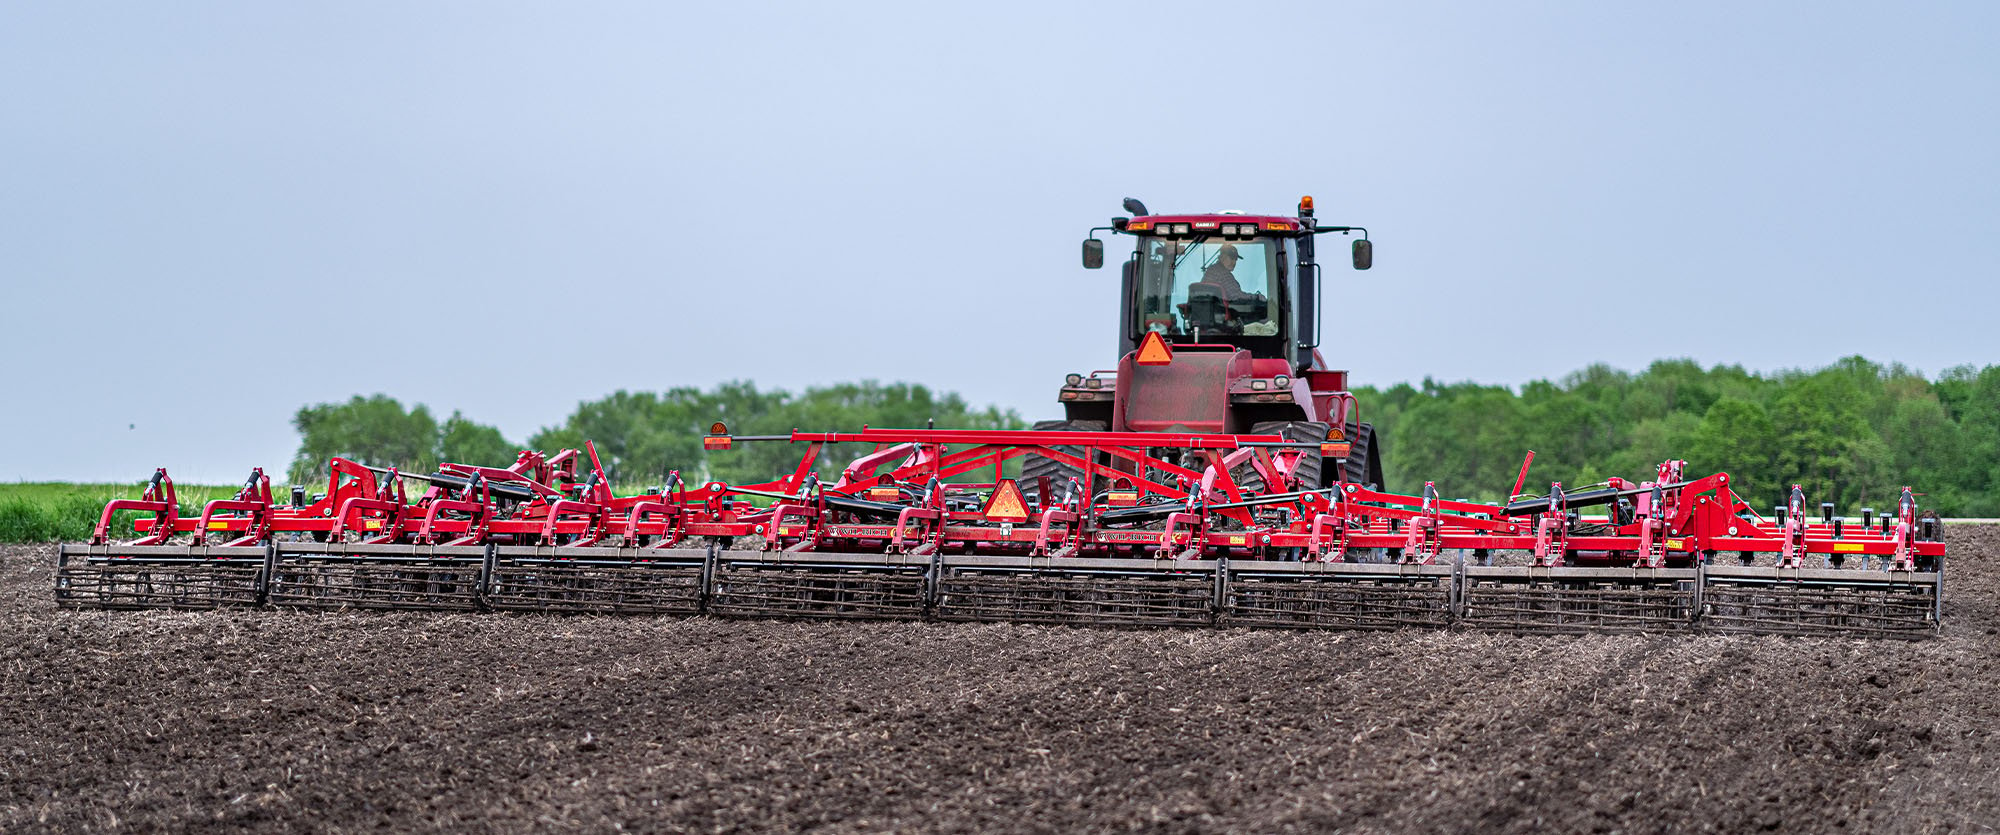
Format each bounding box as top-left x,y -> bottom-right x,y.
1136,237 -> 1283,341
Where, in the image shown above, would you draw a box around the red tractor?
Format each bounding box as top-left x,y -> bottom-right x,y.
1031,196 -> 1383,492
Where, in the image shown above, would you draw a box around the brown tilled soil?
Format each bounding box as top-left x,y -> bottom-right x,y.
3,529 -> 1998,834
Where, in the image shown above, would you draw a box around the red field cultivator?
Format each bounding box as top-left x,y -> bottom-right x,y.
58,427 -> 1946,637
55,196 -> 1950,637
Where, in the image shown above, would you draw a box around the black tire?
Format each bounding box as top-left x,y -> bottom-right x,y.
1341,421 -> 1385,492
1021,419 -> 1106,504
1243,420 -> 1330,492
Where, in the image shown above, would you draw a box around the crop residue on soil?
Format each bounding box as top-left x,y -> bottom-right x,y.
4,527 -> 1998,833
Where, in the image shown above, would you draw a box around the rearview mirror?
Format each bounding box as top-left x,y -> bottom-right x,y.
1082,238 -> 1105,269
1352,239 -> 1372,270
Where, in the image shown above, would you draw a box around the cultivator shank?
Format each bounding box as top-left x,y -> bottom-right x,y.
59,428 -> 1948,637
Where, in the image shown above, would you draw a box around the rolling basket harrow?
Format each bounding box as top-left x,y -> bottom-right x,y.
57,426 -> 1946,637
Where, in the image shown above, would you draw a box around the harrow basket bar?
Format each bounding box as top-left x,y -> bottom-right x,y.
936,555 -> 1222,627
710,552 -> 931,620
487,546 -> 707,615
268,543 -> 487,610
55,545 -> 270,610
1460,567 -> 1699,634
1701,565 -> 1943,639
1226,562 -> 1455,630
57,544 -> 1937,635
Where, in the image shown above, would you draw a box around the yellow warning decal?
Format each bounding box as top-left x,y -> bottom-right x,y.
207,521 -> 230,530
1665,538 -> 1684,550
1229,535 -> 1247,545
364,520 -> 383,530
1106,491 -> 1138,506
1833,542 -> 1865,552
982,479 -> 1031,523
867,486 -> 901,501
1136,330 -> 1174,365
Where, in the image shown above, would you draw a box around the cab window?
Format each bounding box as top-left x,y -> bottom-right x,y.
1136,237 -> 1281,339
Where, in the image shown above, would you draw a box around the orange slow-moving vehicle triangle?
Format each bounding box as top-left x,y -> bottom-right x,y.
982,479 -> 1031,522
1136,331 -> 1173,366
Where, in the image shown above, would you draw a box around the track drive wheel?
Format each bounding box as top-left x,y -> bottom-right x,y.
1341,421 -> 1385,492
1244,421 -> 1330,492
1021,419 -> 1105,504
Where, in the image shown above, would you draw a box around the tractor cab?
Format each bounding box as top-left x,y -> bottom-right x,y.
1082,198 -> 1371,375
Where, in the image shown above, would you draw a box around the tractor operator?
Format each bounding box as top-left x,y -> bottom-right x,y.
1202,243 -> 1250,300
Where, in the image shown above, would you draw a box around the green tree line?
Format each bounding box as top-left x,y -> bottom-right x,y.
289,398 -> 517,484
1357,357 -> 2000,516
288,381 -> 1024,488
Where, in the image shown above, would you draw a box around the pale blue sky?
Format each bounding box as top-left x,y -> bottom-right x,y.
3,1 -> 1996,482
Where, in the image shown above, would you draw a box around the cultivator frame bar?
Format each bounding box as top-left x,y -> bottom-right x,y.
57,427 -> 1949,638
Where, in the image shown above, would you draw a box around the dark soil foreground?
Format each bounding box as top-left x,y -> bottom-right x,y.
3,529 -> 1998,834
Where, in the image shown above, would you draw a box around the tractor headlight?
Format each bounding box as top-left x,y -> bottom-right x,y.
1250,379 -> 1268,390
1065,373 -> 1083,386
1274,374 -> 1291,389
1174,223 -> 1191,235
1085,377 -> 1103,389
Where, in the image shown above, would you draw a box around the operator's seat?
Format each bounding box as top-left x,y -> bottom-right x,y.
1179,282 -> 1230,334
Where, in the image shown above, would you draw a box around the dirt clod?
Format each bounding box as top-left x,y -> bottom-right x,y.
4,527 -> 1998,832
